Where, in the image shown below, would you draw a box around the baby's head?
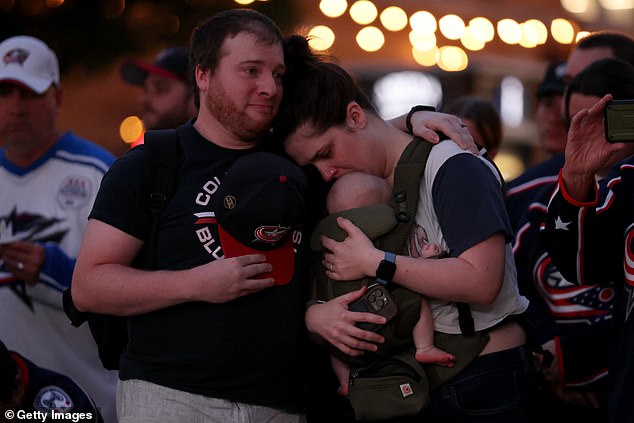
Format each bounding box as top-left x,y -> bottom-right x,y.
326,172 -> 391,214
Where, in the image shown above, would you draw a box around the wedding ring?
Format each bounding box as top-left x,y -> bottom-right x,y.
329,264 -> 334,272
17,261 -> 24,271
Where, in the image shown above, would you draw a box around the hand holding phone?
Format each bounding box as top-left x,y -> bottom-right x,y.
605,99 -> 634,143
348,283 -> 398,331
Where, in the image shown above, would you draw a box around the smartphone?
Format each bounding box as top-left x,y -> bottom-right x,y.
348,283 -> 398,332
604,99 -> 634,143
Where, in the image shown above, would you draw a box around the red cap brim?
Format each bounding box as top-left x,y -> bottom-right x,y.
218,225 -> 295,285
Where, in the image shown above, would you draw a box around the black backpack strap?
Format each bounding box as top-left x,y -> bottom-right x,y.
376,137 -> 475,335
377,136 -> 432,255
142,129 -> 180,268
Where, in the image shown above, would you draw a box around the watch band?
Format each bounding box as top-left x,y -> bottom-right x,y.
405,105 -> 436,134
376,251 -> 397,286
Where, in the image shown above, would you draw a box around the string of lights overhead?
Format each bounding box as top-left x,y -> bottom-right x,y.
231,0 -> 632,72
307,0 -> 587,72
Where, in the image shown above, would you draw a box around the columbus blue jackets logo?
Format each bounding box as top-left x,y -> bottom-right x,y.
57,176 -> 91,208
253,225 -> 290,245
3,48 -> 29,66
33,386 -> 73,412
533,251 -> 613,324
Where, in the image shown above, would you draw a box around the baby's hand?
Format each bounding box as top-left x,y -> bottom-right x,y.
421,243 -> 444,259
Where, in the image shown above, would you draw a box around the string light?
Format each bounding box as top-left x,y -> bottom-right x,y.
379,6 -> 408,31
551,18 -> 575,44
320,0 -> 348,18
438,46 -> 468,71
356,26 -> 385,51
349,0 -> 378,25
439,14 -> 465,40
308,25 -> 336,51
468,17 -> 495,42
409,11 -> 437,35
409,31 -> 437,51
497,19 -> 522,44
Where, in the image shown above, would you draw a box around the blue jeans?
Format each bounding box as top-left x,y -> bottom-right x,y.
422,345 -> 543,422
380,345 -> 543,423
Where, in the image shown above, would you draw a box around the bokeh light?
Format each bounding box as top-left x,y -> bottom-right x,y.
379,6 -> 408,31
349,0 -> 378,25
410,10 -> 437,35
598,0 -> 634,9
497,19 -> 522,44
561,0 -> 591,13
551,18 -> 575,44
356,26 -> 385,52
409,31 -> 437,51
320,0 -> 348,18
308,25 -> 336,51
120,116 -> 144,144
469,17 -> 495,42
438,46 -> 468,71
461,27 -> 486,51
412,46 -> 439,67
439,14 -> 466,40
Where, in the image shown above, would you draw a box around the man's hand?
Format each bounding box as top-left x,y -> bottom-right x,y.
192,254 -> 276,303
409,110 -> 478,153
0,241 -> 45,285
561,94 -> 634,201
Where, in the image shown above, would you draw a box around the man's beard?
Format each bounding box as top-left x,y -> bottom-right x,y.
205,81 -> 274,142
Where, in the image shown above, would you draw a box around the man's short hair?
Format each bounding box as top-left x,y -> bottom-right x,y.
190,9 -> 283,73
189,9 -> 283,107
577,31 -> 634,66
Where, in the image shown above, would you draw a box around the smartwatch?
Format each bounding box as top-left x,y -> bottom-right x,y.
405,105 -> 436,134
375,251 -> 397,286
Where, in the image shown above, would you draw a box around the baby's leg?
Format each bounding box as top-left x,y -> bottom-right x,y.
330,355 -> 351,396
413,298 -> 456,367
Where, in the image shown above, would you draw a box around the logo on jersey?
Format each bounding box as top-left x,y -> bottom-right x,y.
533,251 -> 613,324
0,209 -> 67,307
57,176 -> 91,209
3,48 -> 29,66
33,386 -> 73,412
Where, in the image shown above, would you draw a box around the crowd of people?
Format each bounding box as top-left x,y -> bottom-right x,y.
0,6 -> 632,423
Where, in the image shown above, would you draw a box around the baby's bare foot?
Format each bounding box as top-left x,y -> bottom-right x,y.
415,346 -> 456,367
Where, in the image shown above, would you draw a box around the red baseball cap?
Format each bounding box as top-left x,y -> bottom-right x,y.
120,46 -> 189,85
214,152 -> 307,285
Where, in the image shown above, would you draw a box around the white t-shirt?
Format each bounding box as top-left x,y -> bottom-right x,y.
411,140 -> 528,334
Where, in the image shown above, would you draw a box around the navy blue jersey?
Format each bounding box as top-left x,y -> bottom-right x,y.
542,157 -> 634,422
12,352 -> 102,421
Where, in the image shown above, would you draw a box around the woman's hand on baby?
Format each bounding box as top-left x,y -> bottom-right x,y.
320,217 -> 383,281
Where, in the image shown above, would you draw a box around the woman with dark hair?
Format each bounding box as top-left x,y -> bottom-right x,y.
275,36 -> 541,422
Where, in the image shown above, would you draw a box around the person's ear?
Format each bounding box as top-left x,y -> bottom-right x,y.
345,101 -> 367,130
195,65 -> 209,92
